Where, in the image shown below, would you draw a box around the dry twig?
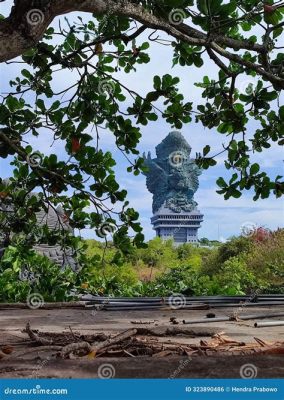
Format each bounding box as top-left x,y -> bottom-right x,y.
90,329 -> 137,357
24,322 -> 53,346
60,342 -> 92,359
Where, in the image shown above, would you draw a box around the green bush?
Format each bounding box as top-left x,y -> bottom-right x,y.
246,229 -> 284,292
1,229 -> 283,301
0,245 -> 76,302
76,260 -> 139,297
213,257 -> 258,295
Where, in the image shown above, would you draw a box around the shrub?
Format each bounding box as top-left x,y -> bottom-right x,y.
0,245 -> 76,302
214,257 -> 258,295
76,261 -> 139,296
245,229 -> 284,292
1,229 -> 283,301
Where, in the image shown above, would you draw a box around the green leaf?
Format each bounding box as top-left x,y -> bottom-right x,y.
232,189 -> 242,198
153,76 -> 161,90
36,99 -> 46,111
203,145 -> 210,156
250,163 -> 260,175
6,96 -> 20,112
216,177 -> 227,188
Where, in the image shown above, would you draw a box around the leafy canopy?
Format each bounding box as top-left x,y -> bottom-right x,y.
0,0 -> 283,254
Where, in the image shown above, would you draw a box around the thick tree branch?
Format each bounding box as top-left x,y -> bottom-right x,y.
0,0 -> 265,63
0,1 -> 283,91
177,23 -> 265,53
206,47 -> 234,77
212,43 -> 284,89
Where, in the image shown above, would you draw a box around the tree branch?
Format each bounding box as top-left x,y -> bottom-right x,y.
0,0 -> 265,63
0,1 -> 283,90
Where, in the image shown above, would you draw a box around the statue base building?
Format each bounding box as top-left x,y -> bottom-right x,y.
143,131 -> 204,246
151,205 -> 203,244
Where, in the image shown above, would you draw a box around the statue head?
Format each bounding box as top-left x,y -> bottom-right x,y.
155,131 -> 192,163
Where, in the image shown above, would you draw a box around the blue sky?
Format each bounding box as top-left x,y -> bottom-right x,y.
0,4 -> 283,241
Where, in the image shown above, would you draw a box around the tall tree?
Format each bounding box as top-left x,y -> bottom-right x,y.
0,0 -> 283,255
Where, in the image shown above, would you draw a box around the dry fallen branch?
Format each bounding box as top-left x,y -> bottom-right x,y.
130,320 -> 157,325
254,337 -> 271,347
7,323 -> 284,361
9,346 -> 63,360
1,345 -> 14,355
60,342 -> 92,359
90,329 -> 137,356
123,350 -> 136,357
24,322 -> 53,346
135,326 -> 218,337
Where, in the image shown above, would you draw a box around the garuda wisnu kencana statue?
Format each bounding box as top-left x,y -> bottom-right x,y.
143,131 -> 202,214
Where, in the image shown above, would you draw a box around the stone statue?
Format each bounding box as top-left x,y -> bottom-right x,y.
143,131 -> 202,214
0,179 -> 78,271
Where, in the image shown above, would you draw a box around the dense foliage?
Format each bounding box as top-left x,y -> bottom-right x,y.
0,0 -> 283,258
1,229 -> 283,302
0,244 -> 76,302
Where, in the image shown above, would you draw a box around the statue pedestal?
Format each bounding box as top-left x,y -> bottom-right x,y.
151,205 -> 203,245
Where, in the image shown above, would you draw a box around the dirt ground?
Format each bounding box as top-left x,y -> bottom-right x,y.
0,305 -> 283,378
